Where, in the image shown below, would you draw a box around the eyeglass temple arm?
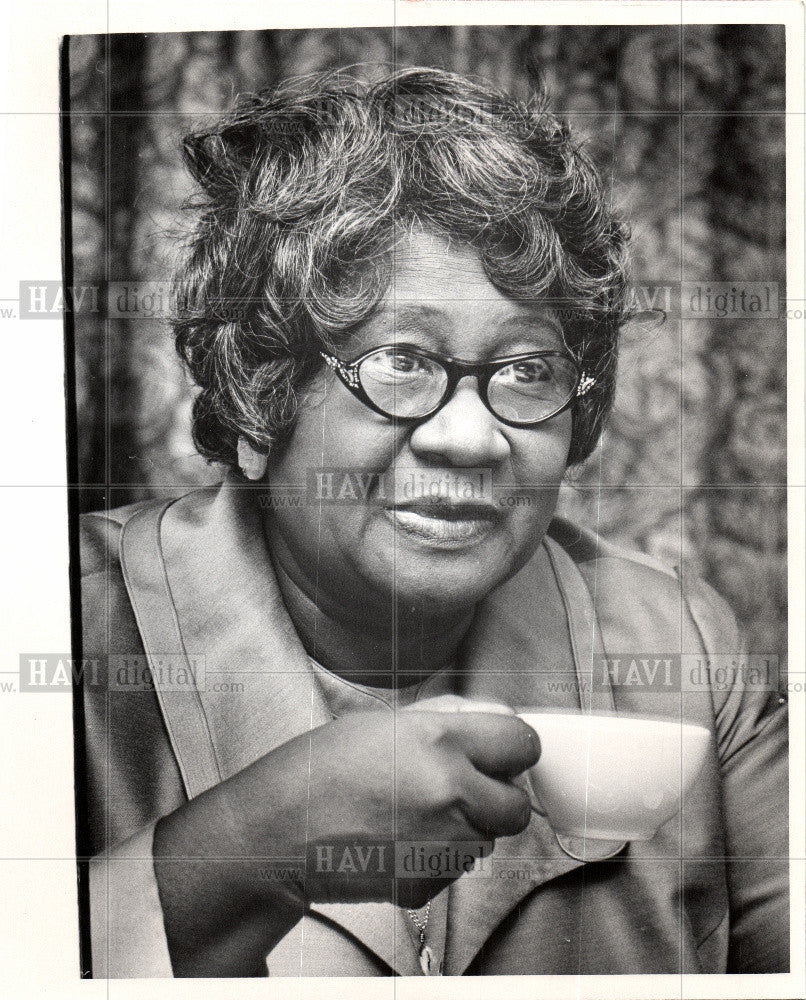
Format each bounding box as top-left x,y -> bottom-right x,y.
576,373 -> 596,397
321,351 -> 360,388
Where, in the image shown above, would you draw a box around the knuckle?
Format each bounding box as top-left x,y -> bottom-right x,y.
418,712 -> 458,752
408,709 -> 444,737
425,769 -> 462,811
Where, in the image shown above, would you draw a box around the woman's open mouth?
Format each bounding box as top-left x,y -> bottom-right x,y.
383,500 -> 502,546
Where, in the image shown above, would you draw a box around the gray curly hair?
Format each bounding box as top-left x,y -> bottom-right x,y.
173,67 -> 631,469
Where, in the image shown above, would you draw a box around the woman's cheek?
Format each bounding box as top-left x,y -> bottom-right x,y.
323,421 -> 408,470
510,419 -> 572,484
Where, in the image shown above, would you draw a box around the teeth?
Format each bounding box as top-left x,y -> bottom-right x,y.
398,509 -> 458,521
394,506 -> 490,520
390,509 -> 492,542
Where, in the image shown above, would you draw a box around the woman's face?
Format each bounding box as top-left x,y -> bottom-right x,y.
264,231 -> 573,616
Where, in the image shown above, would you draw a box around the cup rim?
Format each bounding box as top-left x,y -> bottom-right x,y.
515,707 -> 710,738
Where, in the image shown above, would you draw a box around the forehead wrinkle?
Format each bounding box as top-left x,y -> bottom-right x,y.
340,304 -> 452,357
366,303 -> 455,351
377,298 -> 559,326
358,300 -> 567,358
373,303 -> 446,325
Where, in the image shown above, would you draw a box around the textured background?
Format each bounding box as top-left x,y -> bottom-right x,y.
65,25 -> 787,666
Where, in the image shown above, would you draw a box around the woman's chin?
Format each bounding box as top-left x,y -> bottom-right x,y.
363,548 -> 516,611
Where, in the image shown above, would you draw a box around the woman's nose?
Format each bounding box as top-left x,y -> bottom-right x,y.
408,377 -> 510,466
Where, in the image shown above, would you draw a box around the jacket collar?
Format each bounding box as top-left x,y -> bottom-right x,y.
119,477 -> 624,976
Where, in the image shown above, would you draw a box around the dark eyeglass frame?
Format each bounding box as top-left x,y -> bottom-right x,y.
320,345 -> 596,428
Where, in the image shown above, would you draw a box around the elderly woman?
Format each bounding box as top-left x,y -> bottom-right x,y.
79,68 -> 788,978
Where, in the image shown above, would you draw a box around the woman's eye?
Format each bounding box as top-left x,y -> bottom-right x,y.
381,352 -> 433,377
389,354 -> 420,373
512,360 -> 551,383
361,350 -> 435,386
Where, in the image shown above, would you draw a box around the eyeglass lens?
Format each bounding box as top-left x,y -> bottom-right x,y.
358,349 -> 449,418
357,348 -> 578,423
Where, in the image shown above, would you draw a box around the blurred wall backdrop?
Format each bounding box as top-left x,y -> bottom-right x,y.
65,25 -> 786,666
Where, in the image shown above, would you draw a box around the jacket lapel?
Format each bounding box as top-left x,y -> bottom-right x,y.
120,479 -> 422,975
119,480 -> 624,977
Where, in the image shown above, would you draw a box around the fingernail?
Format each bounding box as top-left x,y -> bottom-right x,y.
527,726 -> 541,761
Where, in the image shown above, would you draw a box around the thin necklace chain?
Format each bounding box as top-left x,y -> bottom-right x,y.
407,900 -> 431,943
407,900 -> 442,975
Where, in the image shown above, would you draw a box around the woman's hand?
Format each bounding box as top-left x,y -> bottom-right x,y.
152,697 -> 539,975
281,699 -> 538,904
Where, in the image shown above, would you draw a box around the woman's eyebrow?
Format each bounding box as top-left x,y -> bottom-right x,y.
495,312 -> 564,345
347,304 -> 451,353
367,303 -> 565,355
501,304 -> 563,327
373,304 -> 445,327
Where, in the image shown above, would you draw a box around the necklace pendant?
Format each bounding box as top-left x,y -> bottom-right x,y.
418,943 -> 442,975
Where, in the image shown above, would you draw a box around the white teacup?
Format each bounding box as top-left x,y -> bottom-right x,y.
517,710 -> 710,841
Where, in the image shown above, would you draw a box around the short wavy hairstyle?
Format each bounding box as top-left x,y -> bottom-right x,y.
173,67 -> 631,469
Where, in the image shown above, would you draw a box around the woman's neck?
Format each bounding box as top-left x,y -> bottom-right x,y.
266,539 -> 474,689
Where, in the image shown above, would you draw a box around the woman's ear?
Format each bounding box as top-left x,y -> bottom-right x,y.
237,436 -> 268,481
